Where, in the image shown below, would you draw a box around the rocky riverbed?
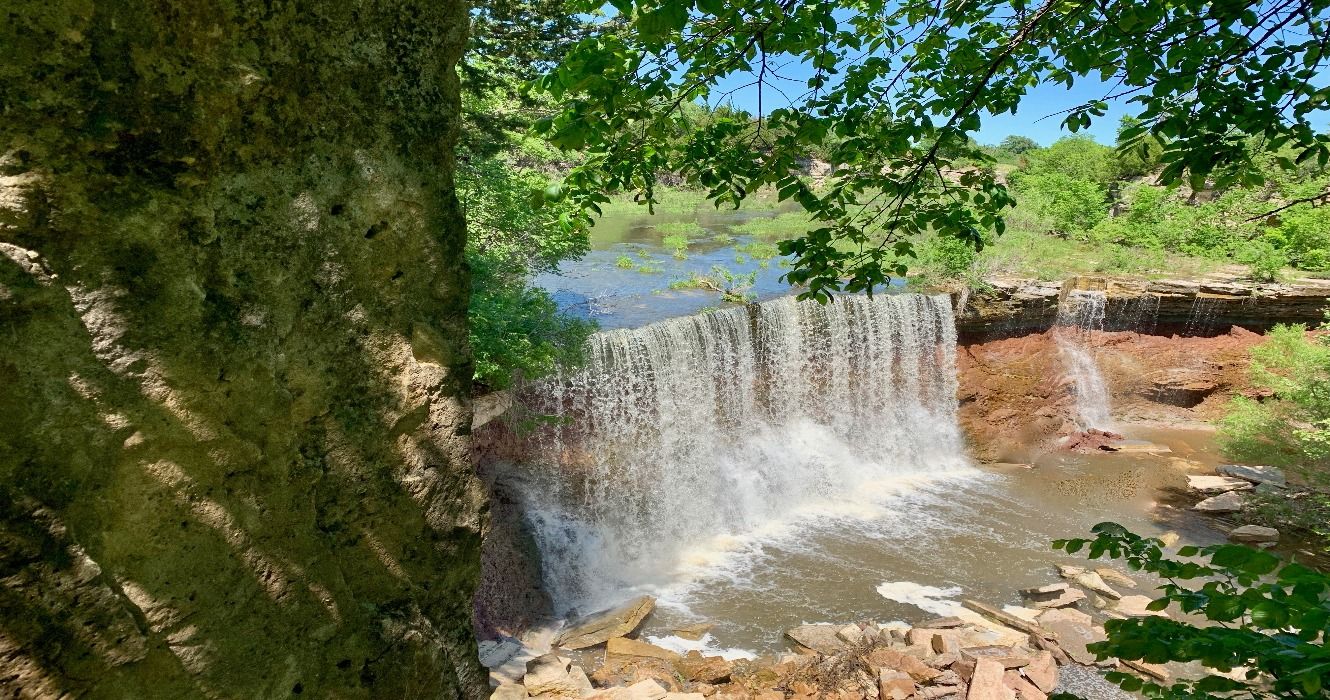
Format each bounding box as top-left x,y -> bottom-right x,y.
478,549 -> 1223,700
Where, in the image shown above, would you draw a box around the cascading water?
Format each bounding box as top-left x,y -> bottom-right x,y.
515,293 -> 971,616
1054,290 -> 1113,430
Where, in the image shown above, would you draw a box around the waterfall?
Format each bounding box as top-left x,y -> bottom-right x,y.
1054,291 -> 1113,430
514,293 -> 970,615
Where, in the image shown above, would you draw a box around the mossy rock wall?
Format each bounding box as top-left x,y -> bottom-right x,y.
0,2 -> 486,698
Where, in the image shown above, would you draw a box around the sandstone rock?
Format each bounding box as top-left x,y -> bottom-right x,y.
1003,671 -> 1047,700
1020,652 -> 1057,693
526,654 -> 578,696
1217,464 -> 1286,487
673,623 -> 714,641
1094,568 -> 1137,588
570,666 -> 596,697
1113,595 -> 1168,618
920,616 -> 968,629
675,652 -> 733,684
1036,611 -> 1105,665
1109,441 -> 1172,454
934,669 -> 963,685
878,669 -> 916,700
627,679 -> 668,700
1159,532 -> 1181,548
837,624 -> 865,644
863,648 -> 941,681
933,633 -> 960,655
786,624 -> 846,654
753,692 -> 784,700
492,685 -> 528,700
960,646 -> 1031,669
608,637 -> 682,661
1067,571 -> 1121,600
1186,475 -> 1253,494
1230,525 -> 1280,544
557,596 -> 657,650
1055,565 -> 1085,577
1022,585 -> 1086,609
967,659 -> 1015,700
664,694 -> 706,700
1194,490 -> 1247,513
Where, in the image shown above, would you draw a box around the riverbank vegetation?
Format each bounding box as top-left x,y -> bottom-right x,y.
1218,323 -> 1330,548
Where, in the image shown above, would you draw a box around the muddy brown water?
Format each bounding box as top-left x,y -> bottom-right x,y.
620,426 -> 1232,657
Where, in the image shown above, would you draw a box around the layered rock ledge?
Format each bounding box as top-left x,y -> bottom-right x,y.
954,274 -> 1330,339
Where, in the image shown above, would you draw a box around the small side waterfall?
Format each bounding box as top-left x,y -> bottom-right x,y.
514,294 -> 970,615
1054,291 -> 1113,429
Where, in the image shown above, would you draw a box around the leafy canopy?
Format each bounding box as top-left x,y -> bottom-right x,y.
537,0 -> 1330,300
1056,523 -> 1330,699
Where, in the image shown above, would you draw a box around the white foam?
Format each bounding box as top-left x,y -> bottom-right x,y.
646,633 -> 757,661
875,581 -> 964,616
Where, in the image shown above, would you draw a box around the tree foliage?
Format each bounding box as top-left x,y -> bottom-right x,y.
538,0 -> 1330,300
1055,523 -> 1330,699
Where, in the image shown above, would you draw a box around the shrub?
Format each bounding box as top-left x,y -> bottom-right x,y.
1012,172 -> 1108,238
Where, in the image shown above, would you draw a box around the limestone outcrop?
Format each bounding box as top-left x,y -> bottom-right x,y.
955,275 -> 1330,339
1,3 -> 485,698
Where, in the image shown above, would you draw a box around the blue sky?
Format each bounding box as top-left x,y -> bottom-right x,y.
711,63 -> 1136,147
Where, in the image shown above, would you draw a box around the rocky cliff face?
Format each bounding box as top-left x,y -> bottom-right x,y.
956,274 -> 1330,339
1,3 -> 485,698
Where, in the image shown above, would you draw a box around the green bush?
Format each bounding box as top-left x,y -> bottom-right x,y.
1239,239 -> 1290,282
916,232 -> 980,279
1011,172 -> 1108,238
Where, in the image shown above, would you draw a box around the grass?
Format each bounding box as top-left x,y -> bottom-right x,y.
731,211 -> 815,240
615,255 -> 634,269
976,228 -> 1221,281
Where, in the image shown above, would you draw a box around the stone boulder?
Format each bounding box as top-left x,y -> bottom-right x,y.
1229,525 -> 1280,544
556,596 -> 657,650
879,669 -> 917,700
674,652 -> 733,684
1217,464 -> 1287,487
525,654 -> 579,697
1020,583 -> 1087,609
786,624 -> 847,654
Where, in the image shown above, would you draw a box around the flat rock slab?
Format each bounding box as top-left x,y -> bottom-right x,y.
1037,616 -> 1106,666
1027,588 -> 1087,609
1217,464 -> 1286,486
556,595 -> 656,650
1230,525 -> 1280,544
968,658 -> 1016,699
1095,568 -> 1137,588
785,624 -> 846,654
1114,595 -> 1168,618
607,637 -> 681,661
1194,490 -> 1248,513
479,638 -> 523,669
1187,475 -> 1254,494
